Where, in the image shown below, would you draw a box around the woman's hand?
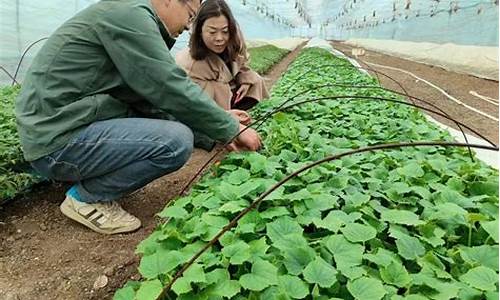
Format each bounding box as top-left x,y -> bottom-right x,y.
234,84 -> 251,103
229,109 -> 251,125
226,123 -> 261,152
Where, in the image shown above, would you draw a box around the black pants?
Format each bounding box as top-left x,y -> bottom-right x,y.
231,96 -> 259,111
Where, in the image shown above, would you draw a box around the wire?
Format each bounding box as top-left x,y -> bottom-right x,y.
12,37 -> 48,86
157,141 -> 498,299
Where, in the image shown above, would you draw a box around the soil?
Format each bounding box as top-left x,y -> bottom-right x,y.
0,44 -> 305,300
330,41 -> 499,145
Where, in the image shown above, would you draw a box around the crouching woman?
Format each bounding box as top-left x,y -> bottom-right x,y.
176,0 -> 268,124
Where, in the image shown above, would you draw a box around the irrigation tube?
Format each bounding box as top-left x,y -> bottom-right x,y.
0,66 -> 19,85
281,63 -> 414,105
157,141 -> 499,299
364,61 -> 499,122
277,82 -> 475,153
179,93 -> 496,197
12,37 -> 48,85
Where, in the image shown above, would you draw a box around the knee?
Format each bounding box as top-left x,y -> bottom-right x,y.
172,122 -> 194,167
157,122 -> 193,171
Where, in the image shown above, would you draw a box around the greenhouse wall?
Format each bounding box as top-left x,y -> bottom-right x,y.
0,0 -> 291,85
322,0 -> 499,46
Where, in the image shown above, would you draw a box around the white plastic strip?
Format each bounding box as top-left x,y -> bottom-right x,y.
329,45 -> 498,169
366,62 -> 499,122
469,91 -> 499,106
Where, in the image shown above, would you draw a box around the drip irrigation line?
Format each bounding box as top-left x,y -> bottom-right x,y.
178,91 -> 495,198
365,61 -> 499,122
275,95 -> 496,148
281,63 -> 415,105
282,83 -> 475,158
177,92 -> 488,205
157,141 -> 498,299
0,66 -> 19,85
469,91 -> 499,106
12,37 -> 48,86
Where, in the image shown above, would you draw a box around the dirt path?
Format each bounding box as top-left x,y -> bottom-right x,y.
330,41 -> 499,145
0,44 -> 305,300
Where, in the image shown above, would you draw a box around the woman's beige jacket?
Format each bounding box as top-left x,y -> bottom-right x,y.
175,48 -> 269,110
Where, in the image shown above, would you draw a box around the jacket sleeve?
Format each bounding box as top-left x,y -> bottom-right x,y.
94,4 -> 238,143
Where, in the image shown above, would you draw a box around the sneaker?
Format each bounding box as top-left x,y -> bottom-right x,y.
60,195 -> 141,234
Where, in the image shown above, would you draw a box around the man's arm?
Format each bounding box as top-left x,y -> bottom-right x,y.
95,3 -> 238,143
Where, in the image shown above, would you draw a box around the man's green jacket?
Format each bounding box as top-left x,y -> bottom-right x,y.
15,0 -> 239,161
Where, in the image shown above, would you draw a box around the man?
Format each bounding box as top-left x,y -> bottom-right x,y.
15,0 -> 261,235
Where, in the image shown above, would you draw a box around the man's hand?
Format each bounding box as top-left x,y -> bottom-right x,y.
234,84 -> 251,103
229,109 -> 251,125
226,123 -> 261,152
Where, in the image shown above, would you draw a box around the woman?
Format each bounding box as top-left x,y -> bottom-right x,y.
176,0 -> 269,124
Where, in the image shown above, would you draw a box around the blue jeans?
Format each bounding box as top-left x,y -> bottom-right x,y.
31,118 -> 194,203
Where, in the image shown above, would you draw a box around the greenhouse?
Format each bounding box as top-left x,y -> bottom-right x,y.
0,0 -> 498,299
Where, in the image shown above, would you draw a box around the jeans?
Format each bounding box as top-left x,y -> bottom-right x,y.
31,118 -> 194,203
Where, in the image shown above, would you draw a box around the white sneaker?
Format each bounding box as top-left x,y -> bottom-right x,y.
60,195 -> 141,234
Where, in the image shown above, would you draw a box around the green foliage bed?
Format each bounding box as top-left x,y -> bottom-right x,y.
248,45 -> 290,75
114,48 -> 499,300
0,86 -> 41,202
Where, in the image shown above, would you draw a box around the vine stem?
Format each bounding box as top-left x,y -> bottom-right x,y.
155,141 -> 498,299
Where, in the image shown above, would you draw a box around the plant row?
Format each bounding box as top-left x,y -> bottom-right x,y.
0,45 -> 291,204
0,86 -> 42,203
115,47 -> 498,300
247,45 -> 290,74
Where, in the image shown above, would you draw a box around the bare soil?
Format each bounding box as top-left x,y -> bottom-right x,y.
330,41 -> 499,145
0,44 -> 305,300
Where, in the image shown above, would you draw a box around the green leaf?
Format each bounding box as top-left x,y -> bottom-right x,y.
278,275 -> 310,299
345,192 -> 371,207
347,277 -> 387,300
239,259 -> 278,291
341,223 -> 377,243
248,237 -> 270,262
136,280 -> 163,300
283,246 -> 316,275
158,206 -> 188,219
381,209 -> 424,226
219,200 -> 248,213
325,235 -> 364,270
172,278 -> 192,295
183,263 -> 206,283
380,261 -> 411,288
227,168 -> 251,185
395,234 -> 426,260
481,220 -> 499,243
364,248 -> 398,267
201,214 -> 229,228
260,207 -> 290,219
217,182 -> 239,201
267,217 -> 307,249
460,245 -> 499,271
139,249 -> 185,279
460,266 -> 498,291
247,152 -> 268,174
303,257 -> 338,288
207,269 -> 241,298
397,162 -> 424,178
210,278 -> 241,298
222,240 -> 251,265
305,193 -> 338,211
113,286 -> 136,300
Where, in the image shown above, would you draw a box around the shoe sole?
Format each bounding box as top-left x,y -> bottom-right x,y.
60,200 -> 141,235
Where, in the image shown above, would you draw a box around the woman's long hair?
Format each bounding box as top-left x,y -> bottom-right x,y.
189,0 -> 246,61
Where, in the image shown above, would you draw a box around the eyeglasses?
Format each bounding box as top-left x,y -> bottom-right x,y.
184,1 -> 197,24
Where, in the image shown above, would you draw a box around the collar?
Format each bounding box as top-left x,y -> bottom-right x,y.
150,2 -> 177,49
